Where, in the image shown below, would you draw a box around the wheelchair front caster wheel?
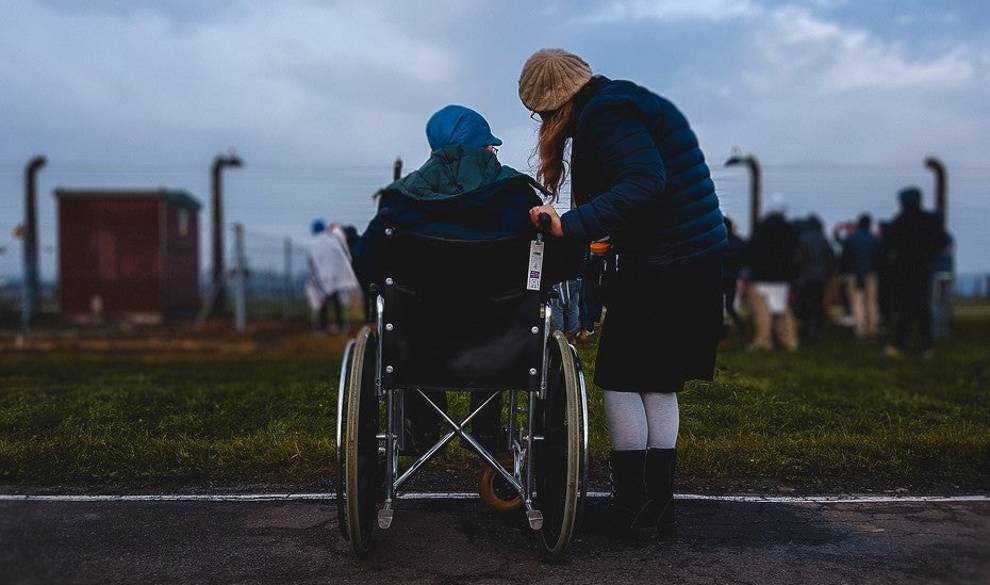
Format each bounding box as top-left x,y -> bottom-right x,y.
478,465 -> 523,512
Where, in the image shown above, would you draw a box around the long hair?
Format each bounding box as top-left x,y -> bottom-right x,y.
534,78 -> 600,200
535,99 -> 578,200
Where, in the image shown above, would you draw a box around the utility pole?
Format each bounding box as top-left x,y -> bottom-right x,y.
924,156 -> 947,222
724,149 -> 762,234
22,155 -> 47,332
198,153 -> 243,323
393,157 -> 403,181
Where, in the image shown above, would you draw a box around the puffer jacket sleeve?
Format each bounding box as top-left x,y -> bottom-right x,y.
560,105 -> 666,241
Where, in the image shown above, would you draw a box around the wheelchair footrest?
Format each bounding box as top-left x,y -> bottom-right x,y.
378,505 -> 394,530
526,509 -> 543,531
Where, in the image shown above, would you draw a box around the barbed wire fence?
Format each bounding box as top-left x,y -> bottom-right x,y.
0,245 -> 57,326
2,159 -> 990,331
223,224 -> 312,327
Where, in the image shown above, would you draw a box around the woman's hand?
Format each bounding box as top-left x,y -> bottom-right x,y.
529,205 -> 564,237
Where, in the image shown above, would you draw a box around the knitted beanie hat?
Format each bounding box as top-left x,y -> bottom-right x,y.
518,49 -> 593,113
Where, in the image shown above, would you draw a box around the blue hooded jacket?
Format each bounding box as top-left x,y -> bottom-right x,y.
561,77 -> 727,267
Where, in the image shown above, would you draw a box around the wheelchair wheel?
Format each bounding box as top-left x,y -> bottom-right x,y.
534,331 -> 585,558
342,326 -> 384,557
335,338 -> 356,541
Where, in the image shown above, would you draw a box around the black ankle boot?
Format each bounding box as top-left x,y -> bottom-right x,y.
608,450 -> 647,533
632,448 -> 677,542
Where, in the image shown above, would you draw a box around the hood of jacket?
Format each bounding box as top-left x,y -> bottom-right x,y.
387,145 -> 529,201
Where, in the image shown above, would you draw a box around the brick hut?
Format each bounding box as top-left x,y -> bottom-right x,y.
55,188 -> 201,324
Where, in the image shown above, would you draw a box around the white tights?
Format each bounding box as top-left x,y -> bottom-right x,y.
603,391 -> 679,451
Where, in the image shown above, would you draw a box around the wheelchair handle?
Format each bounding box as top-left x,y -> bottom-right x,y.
537,212 -> 552,239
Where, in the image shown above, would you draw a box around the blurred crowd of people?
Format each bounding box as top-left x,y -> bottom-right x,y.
723,186 -> 952,356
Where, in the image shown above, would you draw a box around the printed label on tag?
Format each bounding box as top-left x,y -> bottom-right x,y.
527,240 -> 545,291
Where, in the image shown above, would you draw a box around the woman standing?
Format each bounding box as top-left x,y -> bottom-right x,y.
519,49 -> 727,540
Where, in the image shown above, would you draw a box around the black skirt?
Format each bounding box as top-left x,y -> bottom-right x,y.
594,255 -> 722,393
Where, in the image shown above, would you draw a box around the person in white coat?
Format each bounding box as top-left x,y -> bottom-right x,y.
307,220 -> 360,334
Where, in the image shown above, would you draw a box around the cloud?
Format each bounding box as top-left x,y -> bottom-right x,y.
0,0 -> 460,164
746,7 -> 975,93
35,0 -> 247,30
3,0 -> 990,273
687,6 -> 987,167
581,0 -> 763,23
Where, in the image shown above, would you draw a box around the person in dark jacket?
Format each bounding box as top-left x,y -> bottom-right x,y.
721,217 -> 745,337
341,225 -> 360,254
352,104 -> 567,456
840,214 -> 882,338
743,207 -> 800,351
793,215 -> 834,344
519,49 -> 727,541
883,187 -> 949,356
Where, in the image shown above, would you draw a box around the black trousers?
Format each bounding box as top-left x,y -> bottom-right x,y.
894,273 -> 933,352
722,280 -> 744,336
318,293 -> 344,330
794,280 -> 826,343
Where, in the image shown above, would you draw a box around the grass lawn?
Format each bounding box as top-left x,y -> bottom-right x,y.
1,319 -> 988,493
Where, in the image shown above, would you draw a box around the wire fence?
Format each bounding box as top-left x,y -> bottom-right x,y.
2,159 -> 990,330
224,225 -> 312,322
0,224 -> 317,328
954,274 -> 990,299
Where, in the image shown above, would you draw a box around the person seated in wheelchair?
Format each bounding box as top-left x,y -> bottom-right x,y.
352,104 -> 578,456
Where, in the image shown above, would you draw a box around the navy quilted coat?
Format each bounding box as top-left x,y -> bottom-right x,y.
561,77 -> 727,266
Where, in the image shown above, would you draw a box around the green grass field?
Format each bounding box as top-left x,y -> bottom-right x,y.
1,320 -> 988,493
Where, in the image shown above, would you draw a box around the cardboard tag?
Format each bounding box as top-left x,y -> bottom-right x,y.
527,240 -> 545,291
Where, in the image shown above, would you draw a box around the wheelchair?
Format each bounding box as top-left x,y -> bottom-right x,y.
336,218 -> 589,559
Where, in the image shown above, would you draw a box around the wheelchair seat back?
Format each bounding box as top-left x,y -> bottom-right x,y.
379,232 -> 545,391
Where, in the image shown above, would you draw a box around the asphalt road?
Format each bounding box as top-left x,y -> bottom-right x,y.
2,498 -> 988,585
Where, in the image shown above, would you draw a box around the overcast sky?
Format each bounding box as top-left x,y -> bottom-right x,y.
2,0 -> 989,276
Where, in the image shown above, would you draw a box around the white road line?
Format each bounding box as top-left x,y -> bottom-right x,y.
673,494 -> 990,504
0,492 -> 987,504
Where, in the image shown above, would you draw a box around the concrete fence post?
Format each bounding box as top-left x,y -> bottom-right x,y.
200,153 -> 243,321
232,223 -> 247,332
22,155 -> 46,333
724,149 -> 762,234
924,156 -> 947,222
283,237 -> 292,319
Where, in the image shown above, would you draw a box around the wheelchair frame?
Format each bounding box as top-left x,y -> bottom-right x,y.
336,289 -> 590,559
